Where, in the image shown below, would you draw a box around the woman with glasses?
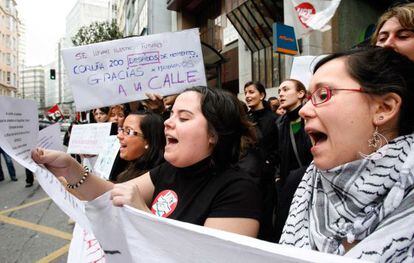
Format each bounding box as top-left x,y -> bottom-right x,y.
273,79 -> 313,242
32,86 -> 262,238
371,2 -> 414,61
114,111 -> 165,183
280,47 -> 414,261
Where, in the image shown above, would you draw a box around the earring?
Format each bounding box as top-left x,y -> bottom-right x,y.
368,126 -> 388,149
360,126 -> 389,160
144,145 -> 149,149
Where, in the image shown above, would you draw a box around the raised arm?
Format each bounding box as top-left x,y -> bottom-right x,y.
32,148 -> 113,200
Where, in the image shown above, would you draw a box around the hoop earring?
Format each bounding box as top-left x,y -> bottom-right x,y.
359,126 -> 389,160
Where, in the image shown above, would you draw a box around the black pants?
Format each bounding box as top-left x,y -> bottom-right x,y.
26,169 -> 34,184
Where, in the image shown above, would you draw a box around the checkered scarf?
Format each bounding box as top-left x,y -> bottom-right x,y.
280,135 -> 414,262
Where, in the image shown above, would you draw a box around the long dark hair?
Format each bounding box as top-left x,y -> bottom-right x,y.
117,111 -> 165,183
184,86 -> 257,169
314,47 -> 414,136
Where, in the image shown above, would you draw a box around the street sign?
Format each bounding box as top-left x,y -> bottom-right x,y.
273,23 -> 298,55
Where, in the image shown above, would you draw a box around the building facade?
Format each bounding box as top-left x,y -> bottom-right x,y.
0,0 -> 19,97
167,0 -> 400,98
116,0 -> 172,37
62,0 -> 114,114
20,65 -> 45,110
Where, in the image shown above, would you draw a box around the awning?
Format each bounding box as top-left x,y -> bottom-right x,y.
227,0 -> 283,52
201,41 -> 226,69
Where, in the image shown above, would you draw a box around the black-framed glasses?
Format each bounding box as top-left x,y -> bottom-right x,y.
117,127 -> 144,137
307,86 -> 364,106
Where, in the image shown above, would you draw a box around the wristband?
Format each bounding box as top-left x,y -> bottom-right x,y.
67,166 -> 89,189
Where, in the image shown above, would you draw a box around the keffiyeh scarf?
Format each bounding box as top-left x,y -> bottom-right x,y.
280,135 -> 414,262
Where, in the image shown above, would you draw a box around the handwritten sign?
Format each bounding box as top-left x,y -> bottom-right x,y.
0,96 -> 39,172
67,123 -> 112,155
62,28 -> 207,111
37,123 -> 64,151
94,135 -> 120,180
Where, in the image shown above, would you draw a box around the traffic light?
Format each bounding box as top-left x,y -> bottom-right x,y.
50,69 -> 56,80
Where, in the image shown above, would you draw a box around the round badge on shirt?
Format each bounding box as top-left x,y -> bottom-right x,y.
151,190 -> 178,217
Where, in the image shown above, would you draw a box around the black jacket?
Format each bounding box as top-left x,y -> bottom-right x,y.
274,105 -> 312,242
247,108 -> 279,179
276,105 -> 312,185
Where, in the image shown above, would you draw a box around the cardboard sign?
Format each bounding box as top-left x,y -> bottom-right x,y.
62,28 -> 207,111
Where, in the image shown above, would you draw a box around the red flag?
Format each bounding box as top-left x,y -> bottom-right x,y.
47,104 -> 63,122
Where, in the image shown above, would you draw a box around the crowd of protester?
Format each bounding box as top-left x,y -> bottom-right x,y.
18,2 -> 414,261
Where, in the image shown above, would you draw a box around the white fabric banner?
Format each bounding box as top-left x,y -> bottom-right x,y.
62,28 -> 207,111
85,192 -> 367,263
68,224 -> 106,263
290,0 -> 341,37
34,166 -> 92,232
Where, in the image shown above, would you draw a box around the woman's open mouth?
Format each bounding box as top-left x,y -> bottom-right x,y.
308,131 -> 328,146
166,135 -> 178,145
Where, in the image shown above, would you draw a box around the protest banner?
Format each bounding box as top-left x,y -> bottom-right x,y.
94,135 -> 120,180
67,123 -> 112,155
62,28 -> 207,111
35,166 -> 92,232
84,192 -> 366,263
67,222 -> 105,262
0,96 -> 91,232
37,123 -> 64,151
0,96 -> 39,172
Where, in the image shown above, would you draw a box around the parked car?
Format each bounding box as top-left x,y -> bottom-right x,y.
60,121 -> 71,132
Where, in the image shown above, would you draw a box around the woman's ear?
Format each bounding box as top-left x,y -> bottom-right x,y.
373,92 -> 402,126
297,90 -> 306,100
208,132 -> 218,145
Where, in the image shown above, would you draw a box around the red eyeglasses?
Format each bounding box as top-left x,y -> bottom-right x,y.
307,86 -> 364,106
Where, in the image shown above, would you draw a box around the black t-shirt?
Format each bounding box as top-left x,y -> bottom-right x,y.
149,157 -> 262,225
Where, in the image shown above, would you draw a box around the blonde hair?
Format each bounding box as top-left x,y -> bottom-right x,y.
371,3 -> 414,45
